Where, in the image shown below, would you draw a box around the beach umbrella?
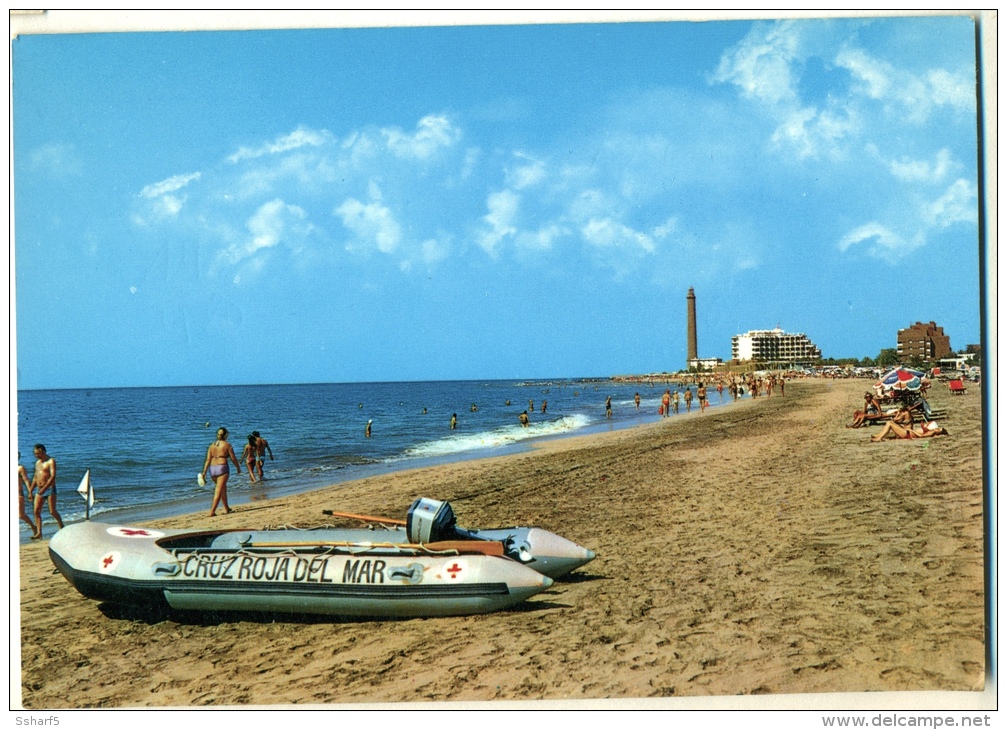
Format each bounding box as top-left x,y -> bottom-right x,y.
878,367 -> 925,392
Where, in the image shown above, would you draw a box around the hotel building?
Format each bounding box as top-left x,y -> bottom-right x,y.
896,321 -> 952,362
731,328 -> 822,365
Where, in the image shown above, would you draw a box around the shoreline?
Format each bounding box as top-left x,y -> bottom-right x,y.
17,379 -> 986,708
18,388 -> 734,542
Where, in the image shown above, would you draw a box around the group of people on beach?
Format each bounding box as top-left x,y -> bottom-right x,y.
17,444 -> 64,540
847,389 -> 949,441
200,428 -> 273,517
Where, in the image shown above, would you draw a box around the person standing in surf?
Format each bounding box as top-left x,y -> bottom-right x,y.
202,428 -> 241,517
252,431 -> 274,481
17,452 -> 37,536
31,443 -> 63,539
241,434 -> 258,483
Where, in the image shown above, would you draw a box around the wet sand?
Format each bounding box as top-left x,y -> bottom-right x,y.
17,379 -> 986,707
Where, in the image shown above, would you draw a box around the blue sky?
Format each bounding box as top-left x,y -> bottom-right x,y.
13,15 -> 983,389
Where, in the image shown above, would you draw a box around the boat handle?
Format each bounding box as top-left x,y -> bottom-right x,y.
387,563 -> 424,585
152,562 -> 180,576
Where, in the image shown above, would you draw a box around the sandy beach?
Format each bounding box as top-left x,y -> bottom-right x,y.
17,379 -> 986,708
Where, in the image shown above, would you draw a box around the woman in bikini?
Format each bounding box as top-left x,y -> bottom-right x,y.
847,392 -> 888,428
201,427 -> 241,516
241,434 -> 258,484
870,421 -> 949,442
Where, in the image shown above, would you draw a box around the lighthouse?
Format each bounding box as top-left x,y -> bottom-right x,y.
687,287 -> 698,365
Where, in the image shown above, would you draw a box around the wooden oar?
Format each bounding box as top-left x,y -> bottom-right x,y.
321,509 -> 406,526
244,539 -> 505,556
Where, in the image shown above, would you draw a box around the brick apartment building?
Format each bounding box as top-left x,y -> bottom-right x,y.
897,321 -> 952,362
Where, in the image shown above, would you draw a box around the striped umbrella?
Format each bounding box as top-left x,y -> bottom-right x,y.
878,367 -> 925,392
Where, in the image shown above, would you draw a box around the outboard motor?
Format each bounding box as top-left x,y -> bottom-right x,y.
407,498 -> 462,543
405,498 -> 534,563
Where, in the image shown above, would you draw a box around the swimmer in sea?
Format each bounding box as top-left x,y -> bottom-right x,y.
450,413 -> 458,430
202,428 -> 241,517
519,411 -> 530,427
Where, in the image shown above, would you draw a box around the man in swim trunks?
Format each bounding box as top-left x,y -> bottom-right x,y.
31,444 -> 63,539
252,431 -> 274,481
202,428 -> 241,516
661,390 -> 671,418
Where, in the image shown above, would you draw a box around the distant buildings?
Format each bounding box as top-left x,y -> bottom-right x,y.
897,321 -> 952,362
731,328 -> 822,365
688,357 -> 723,372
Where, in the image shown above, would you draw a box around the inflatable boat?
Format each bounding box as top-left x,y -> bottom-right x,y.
48,499 -> 593,619
49,521 -> 553,618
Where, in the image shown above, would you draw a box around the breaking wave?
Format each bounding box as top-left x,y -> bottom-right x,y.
396,414 -> 593,460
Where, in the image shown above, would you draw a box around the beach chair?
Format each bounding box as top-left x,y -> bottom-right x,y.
902,394 -> 942,424
948,379 -> 967,396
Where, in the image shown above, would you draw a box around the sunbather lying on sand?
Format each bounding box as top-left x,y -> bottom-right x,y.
870,421 -> 948,442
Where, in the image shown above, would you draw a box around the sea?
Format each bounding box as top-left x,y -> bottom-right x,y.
15,378 -> 737,541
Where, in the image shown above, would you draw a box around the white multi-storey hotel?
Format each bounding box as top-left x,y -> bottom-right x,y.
731,328 -> 822,365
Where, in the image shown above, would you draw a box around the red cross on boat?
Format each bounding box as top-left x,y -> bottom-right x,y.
446,563 -> 462,579
102,555 -> 114,568
119,528 -> 151,536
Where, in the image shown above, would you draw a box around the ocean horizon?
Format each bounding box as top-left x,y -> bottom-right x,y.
16,377 -> 738,541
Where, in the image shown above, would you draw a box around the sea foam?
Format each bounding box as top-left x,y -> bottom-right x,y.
397,413 -> 592,460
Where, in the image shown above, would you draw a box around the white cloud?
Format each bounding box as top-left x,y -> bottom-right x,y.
421,238 -> 450,264
888,148 -> 954,183
653,217 -> 678,239
134,171 -> 201,223
476,190 -> 520,255
928,68 -> 975,111
713,21 -> 801,106
505,153 -> 546,189
836,47 -> 975,123
714,22 -> 858,160
335,197 -> 401,254
582,218 -> 655,253
29,143 -> 83,178
140,172 -> 201,199
834,47 -> 890,100
922,178 -> 977,228
837,222 -> 919,262
382,115 -> 459,160
838,177 -> 976,264
219,198 -> 308,265
516,224 -> 566,251
227,127 -> 331,164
